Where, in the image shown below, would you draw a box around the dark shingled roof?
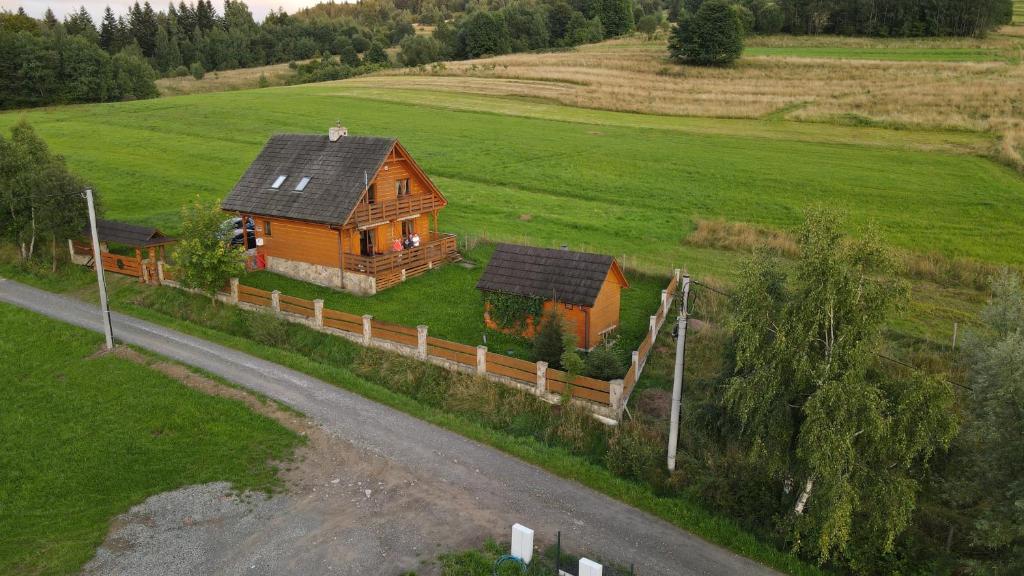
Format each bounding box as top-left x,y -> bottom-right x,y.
476,243 -> 623,307
84,219 -> 175,247
221,134 -> 396,225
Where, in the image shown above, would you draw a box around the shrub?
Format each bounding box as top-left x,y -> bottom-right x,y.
364,42 -> 391,65
533,310 -> 565,367
171,65 -> 190,77
189,61 -> 205,80
560,331 -> 585,380
637,14 -> 659,38
606,419 -> 662,482
585,344 -> 624,379
749,0 -> 783,34
548,401 -> 605,458
246,310 -> 289,347
731,3 -> 755,36
399,35 -> 445,67
668,0 -> 743,66
257,73 -> 269,88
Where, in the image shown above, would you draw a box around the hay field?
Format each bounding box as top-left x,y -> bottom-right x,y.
364,34 -> 1024,167
156,61 -> 297,96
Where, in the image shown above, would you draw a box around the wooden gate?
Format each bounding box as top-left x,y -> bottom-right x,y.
100,251 -> 143,278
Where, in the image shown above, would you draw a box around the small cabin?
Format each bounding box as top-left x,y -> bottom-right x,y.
221,126 -> 457,295
476,243 -> 629,350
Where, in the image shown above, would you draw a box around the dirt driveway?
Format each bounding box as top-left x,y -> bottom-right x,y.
82,350 -> 505,576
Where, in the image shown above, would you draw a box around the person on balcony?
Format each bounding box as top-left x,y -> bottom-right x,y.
411,232 -> 421,248
391,236 -> 403,252
403,234 -> 413,250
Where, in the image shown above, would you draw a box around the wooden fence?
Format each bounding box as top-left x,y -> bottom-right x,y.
152,263 -> 681,422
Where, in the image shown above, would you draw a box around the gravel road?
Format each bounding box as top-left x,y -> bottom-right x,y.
1,278 -> 779,576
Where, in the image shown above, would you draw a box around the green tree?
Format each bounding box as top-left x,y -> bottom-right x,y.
189,60 -> 205,79
502,3 -> 550,51
99,7 -> 119,52
172,197 -> 245,300
457,10 -> 511,58
64,6 -> 100,43
533,310 -> 565,367
364,41 -> 390,65
597,0 -> 635,37
668,0 -> 743,66
399,34 -> 444,66
637,14 -> 659,38
110,48 -> 159,99
723,209 -> 958,566
0,121 -> 91,268
959,271 -> 1024,573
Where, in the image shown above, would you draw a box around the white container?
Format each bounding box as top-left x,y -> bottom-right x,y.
579,558 -> 603,576
511,524 -> 534,564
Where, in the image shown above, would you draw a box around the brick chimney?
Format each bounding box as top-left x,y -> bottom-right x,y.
329,123 -> 348,142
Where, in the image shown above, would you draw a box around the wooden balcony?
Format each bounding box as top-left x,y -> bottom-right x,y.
345,232 -> 458,291
348,194 -> 444,228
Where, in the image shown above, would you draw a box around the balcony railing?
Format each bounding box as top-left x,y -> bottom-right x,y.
346,232 -> 457,290
348,194 -> 444,227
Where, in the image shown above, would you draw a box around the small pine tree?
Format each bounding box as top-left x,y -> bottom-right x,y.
668,0 -> 743,66
533,310 -> 565,367
365,42 -> 390,65
585,343 -> 624,379
190,61 -> 205,79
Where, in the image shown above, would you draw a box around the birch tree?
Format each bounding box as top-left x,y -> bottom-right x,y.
724,209 -> 958,566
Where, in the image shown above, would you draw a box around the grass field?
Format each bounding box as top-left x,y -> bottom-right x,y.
0,302 -> 302,575
156,61 -> 298,97
3,88 -> 1023,271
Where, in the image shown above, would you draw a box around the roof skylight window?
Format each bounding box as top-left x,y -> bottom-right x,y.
295,177 -> 311,192
271,175 -> 287,189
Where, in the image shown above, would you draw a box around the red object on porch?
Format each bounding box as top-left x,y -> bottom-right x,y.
255,253 -> 266,269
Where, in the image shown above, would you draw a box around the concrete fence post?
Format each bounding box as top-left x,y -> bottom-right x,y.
649,314 -> 657,336
157,260 -> 165,284
476,346 -> 487,374
362,314 -> 373,345
401,269 -> 407,282
314,299 -> 324,328
609,379 -> 625,417
674,268 -> 681,283
417,325 -> 428,358
271,289 -> 281,312
229,278 -> 239,305
536,361 -> 548,395
632,350 -> 640,375
661,289 -> 668,311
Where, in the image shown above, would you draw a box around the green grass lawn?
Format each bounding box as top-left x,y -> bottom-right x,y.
241,243 -> 668,363
1015,0 -> 1024,24
0,302 -> 302,575
1,84 -> 1021,280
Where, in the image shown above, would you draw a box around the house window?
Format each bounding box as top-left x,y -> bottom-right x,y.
263,221 -> 272,236
564,303 -> 574,310
271,175 -> 287,189
367,183 -> 376,204
401,220 -> 415,237
395,178 -> 410,197
294,176 -> 311,192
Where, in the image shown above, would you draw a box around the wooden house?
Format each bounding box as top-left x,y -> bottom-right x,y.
476,243 -> 629,350
221,126 -> 456,295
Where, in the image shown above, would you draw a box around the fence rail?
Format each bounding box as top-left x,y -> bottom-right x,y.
144,263 -> 681,423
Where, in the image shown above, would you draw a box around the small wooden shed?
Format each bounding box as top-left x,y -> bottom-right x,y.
70,219 -> 175,282
476,243 -> 629,350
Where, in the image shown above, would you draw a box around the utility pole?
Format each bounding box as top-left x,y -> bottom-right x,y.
85,188 -> 113,350
667,273 -> 691,472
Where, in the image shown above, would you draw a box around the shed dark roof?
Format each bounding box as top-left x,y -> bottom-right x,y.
476,243 -> 625,307
84,219 -> 175,247
221,134 -> 396,225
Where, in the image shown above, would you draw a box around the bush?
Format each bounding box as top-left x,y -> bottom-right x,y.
637,14 -> 659,38
257,73 -> 269,88
399,35 -> 445,67
585,344 -> 624,379
171,65 -> 190,77
246,310 -> 289,347
749,0 -> 783,34
668,0 -> 743,66
606,419 -> 662,482
533,310 -> 565,367
731,4 -> 755,36
189,61 -> 205,80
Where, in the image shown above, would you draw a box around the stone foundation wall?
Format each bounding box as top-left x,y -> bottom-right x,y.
265,256 -> 376,296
